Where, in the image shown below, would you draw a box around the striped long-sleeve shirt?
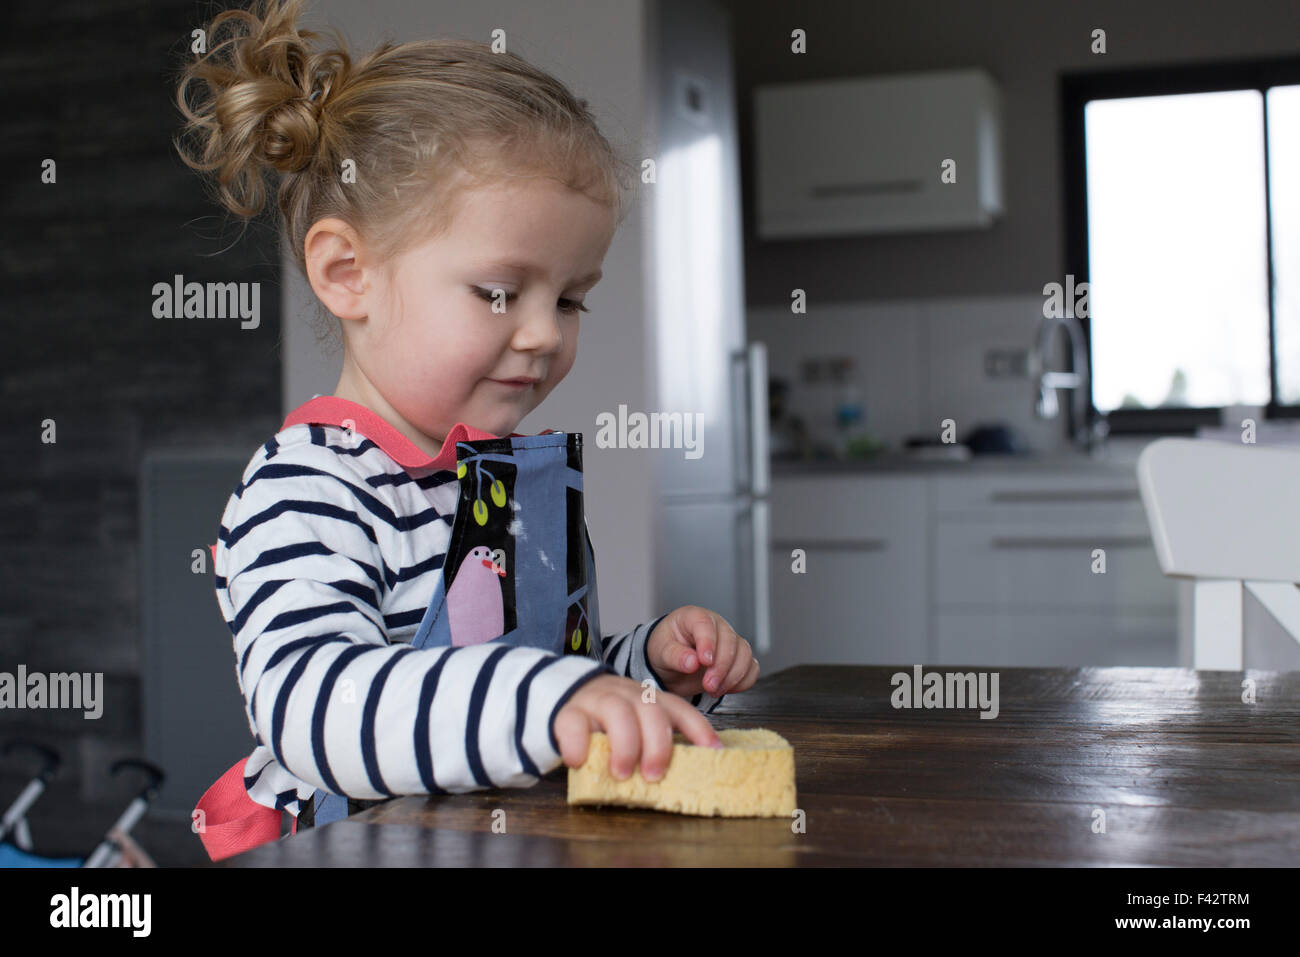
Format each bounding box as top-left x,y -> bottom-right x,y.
213,401 -> 723,817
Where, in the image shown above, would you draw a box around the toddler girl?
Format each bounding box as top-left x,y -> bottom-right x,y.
175,0 -> 759,861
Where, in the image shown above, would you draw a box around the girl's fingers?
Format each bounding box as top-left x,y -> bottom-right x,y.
734,657 -> 760,692
553,701 -> 593,768
594,692 -> 641,779
704,622 -> 738,694
718,643 -> 754,694
689,607 -> 718,667
663,690 -> 722,748
557,676 -> 724,781
635,698 -> 675,780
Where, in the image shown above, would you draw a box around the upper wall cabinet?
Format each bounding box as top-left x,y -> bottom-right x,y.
754,69 -> 1004,239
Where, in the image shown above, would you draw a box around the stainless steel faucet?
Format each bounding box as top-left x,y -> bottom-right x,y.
1030,312 -> 1100,450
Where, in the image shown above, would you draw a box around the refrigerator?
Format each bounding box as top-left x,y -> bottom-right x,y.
645,0 -> 771,656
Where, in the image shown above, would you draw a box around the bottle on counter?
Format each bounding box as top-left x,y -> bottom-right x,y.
830,358 -> 866,456
827,358 -> 886,458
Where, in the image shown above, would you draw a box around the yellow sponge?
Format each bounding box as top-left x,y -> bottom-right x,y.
567,728 -> 796,818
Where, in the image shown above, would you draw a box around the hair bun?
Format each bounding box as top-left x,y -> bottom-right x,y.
173,0 -> 351,218
259,81 -> 324,174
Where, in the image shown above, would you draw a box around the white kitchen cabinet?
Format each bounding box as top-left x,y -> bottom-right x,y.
935,609 -> 1176,667
931,470 -> 1177,665
754,69 -> 1003,238
768,467 -> 1179,669
932,473 -> 1147,521
934,520 -> 1172,610
767,476 -> 927,669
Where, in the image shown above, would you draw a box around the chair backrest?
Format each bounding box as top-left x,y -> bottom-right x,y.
1136,437 -> 1300,583
1138,437 -> 1300,669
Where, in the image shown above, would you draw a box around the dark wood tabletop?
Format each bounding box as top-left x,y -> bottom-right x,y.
219,664 -> 1300,866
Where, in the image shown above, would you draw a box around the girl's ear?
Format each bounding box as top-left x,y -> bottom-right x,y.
304,217 -> 369,321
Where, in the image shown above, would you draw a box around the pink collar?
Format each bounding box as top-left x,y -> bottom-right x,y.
281,395 -> 552,472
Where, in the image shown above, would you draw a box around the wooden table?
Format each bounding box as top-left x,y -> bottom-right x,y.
220,665 -> 1300,866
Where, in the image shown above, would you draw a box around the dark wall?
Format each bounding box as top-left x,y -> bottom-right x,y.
724,0 -> 1300,306
1,1 -> 281,862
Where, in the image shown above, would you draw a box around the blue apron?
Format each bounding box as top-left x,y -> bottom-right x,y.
309,430 -> 601,827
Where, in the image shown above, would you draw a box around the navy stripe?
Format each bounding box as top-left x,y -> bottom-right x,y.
546,662 -> 614,755
360,648 -> 417,795
264,601 -> 386,643
247,632 -> 350,691
642,614 -> 669,685
383,607 -> 426,631
269,640 -> 335,772
244,762 -> 266,788
232,579 -> 288,633
465,645 -> 512,787
369,469 -> 457,490
336,438 -> 379,458
227,499 -> 380,549
239,462 -> 403,529
413,647 -> 459,794
241,541 -> 336,568
399,505 -> 457,533
604,633 -> 629,668
310,644 -> 372,794
313,434 -> 379,455
514,657 -> 552,777
325,577 -> 382,611
395,551 -> 446,582
238,542 -> 386,596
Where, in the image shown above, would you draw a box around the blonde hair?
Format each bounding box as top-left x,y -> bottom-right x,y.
172,0 -> 634,347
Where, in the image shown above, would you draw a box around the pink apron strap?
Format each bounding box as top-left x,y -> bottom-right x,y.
195,759 -> 294,861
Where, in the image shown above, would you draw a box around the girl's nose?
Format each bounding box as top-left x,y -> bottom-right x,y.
512,306 -> 565,354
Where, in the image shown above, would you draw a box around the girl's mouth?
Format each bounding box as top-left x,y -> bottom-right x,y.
488,377 -> 539,389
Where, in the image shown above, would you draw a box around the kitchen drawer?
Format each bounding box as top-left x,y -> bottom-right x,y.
769,539 -> 926,666
932,473 -> 1146,525
934,609 -> 1176,667
935,520 -> 1176,610
769,475 -> 926,544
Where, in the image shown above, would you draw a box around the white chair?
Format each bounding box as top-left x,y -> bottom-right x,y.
1136,437 -> 1300,670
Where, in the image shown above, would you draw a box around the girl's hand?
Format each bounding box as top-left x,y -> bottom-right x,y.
555,674 -> 722,781
647,605 -> 759,699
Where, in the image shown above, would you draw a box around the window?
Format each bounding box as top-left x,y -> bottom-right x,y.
1062,57 -> 1300,435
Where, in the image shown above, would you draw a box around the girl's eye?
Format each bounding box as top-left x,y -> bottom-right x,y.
473,287 -> 588,315
474,287 -> 514,307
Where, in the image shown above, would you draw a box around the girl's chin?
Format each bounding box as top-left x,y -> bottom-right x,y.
466,412 -> 523,438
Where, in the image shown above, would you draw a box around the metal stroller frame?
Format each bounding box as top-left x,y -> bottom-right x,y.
1,739 -> 165,868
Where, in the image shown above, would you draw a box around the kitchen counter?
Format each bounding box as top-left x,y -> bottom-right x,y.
217,664 -> 1300,866
772,448 -> 1146,475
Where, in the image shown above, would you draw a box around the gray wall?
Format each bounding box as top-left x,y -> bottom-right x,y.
1,0 -> 281,861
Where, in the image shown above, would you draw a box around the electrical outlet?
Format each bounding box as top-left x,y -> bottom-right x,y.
984,348 -> 1029,379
